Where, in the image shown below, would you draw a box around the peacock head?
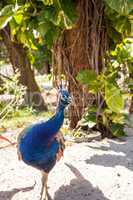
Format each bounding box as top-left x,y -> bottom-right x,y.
58,86 -> 71,108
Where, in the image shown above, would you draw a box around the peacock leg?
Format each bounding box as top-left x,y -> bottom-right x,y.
56,148 -> 64,161
40,171 -> 49,200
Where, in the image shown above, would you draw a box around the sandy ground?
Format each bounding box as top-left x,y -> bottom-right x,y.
0,128 -> 133,200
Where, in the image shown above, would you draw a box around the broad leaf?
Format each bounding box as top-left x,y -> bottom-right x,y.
111,123 -> 125,136
14,13 -> 23,24
76,69 -> 97,85
111,113 -> 126,124
9,18 -> 19,37
17,31 -> 28,44
77,69 -> 100,93
85,113 -> 97,128
45,26 -> 60,48
113,16 -> 131,34
41,0 -> 54,5
105,84 -> 124,113
0,16 -> 12,29
42,6 -> 62,26
37,22 -> 50,36
0,5 -> 14,16
60,0 -> 77,24
27,51 -> 35,64
27,31 -> 38,50
0,5 -> 14,29
17,31 -> 38,50
78,111 -> 96,128
104,0 -> 133,16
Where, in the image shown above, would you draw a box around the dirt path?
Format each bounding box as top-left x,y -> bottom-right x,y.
0,128 -> 133,200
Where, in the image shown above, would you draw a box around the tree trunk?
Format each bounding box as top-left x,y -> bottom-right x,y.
53,0 -> 107,128
0,27 -> 47,111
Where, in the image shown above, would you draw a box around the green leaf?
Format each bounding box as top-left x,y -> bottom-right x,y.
0,16 -> 12,29
85,113 -> 97,128
104,0 -> 133,16
79,111 -> 96,128
60,0 -> 77,24
27,31 -> 38,50
41,0 -> 54,5
9,18 -> 19,38
14,13 -> 23,24
27,51 -> 35,64
28,19 -> 38,30
105,84 -> 124,113
77,70 -> 100,93
37,22 -> 50,36
0,5 -> 14,16
111,113 -> 126,124
111,123 -> 125,136
40,6 -> 63,27
113,16 -> 131,34
17,31 -> 27,44
0,5 -> 14,29
29,39 -> 38,50
77,69 -> 97,85
45,26 -> 60,48
16,30 -> 37,50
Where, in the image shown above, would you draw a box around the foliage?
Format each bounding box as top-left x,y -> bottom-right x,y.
0,0 -> 132,68
104,0 -> 133,16
0,4 -> 14,29
0,0 -> 77,68
0,72 -> 26,121
104,0 -> 133,48
77,69 -> 97,86
77,39 -> 133,137
77,71 -> 126,137
0,73 -> 53,131
111,38 -> 133,93
77,68 -> 125,113
0,108 -> 52,131
76,0 -> 133,136
29,45 -> 51,70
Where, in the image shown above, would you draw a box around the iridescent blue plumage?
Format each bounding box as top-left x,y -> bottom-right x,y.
18,88 -> 71,174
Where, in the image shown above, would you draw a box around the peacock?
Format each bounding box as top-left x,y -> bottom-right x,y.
17,86 -> 71,200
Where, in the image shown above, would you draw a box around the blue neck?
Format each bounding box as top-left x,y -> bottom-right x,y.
57,102 -> 66,112
54,103 -> 65,126
43,103 -> 65,138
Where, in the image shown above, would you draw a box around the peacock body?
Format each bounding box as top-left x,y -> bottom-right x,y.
17,87 -> 71,199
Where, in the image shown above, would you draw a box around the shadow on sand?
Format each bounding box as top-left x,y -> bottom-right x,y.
0,183 -> 35,200
85,138 -> 133,171
54,164 -> 110,200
